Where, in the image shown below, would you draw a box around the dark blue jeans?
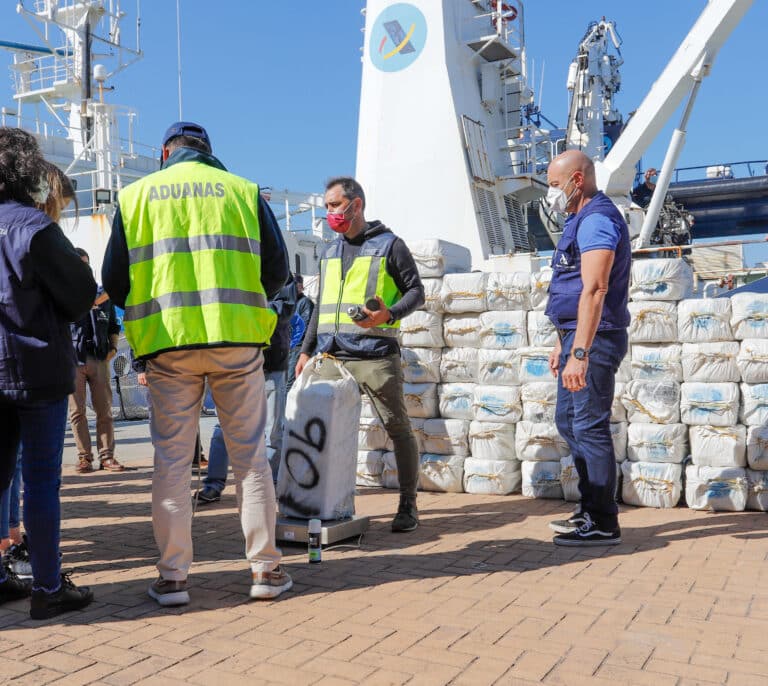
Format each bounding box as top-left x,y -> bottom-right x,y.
0,399 -> 67,591
555,329 -> 628,529
0,450 -> 22,538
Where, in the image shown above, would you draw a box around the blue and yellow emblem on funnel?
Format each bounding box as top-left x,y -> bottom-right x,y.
370,3 -> 427,72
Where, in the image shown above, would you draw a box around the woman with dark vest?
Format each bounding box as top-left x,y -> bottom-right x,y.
0,128 -> 97,618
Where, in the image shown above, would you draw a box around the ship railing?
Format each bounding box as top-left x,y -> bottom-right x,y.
10,52 -> 76,97
652,160 -> 768,185
467,0 -> 524,52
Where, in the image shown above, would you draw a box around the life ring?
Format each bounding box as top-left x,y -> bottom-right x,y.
500,3 -> 517,22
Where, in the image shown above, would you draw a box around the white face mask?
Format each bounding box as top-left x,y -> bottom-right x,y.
545,175 -> 577,214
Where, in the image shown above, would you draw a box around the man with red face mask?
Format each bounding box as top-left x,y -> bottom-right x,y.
296,177 -> 425,532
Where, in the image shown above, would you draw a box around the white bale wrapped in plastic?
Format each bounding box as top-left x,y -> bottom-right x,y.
521,382 -> 557,423
440,347 -> 478,383
358,416 -> 392,452
410,417 -> 426,453
731,292 -> 768,341
621,461 -> 682,508
560,456 -> 620,502
421,418 -> 470,456
486,271 -> 531,311
631,344 -> 683,382
477,349 -> 519,386
627,423 -> 688,464
680,382 -> 740,427
622,380 -> 681,424
612,382 -> 627,422
478,311 -> 528,350
522,460 -> 563,499
403,382 -> 439,419
515,420 -> 569,461
400,311 -> 445,348
740,383 -> 768,426
303,274 -> 319,303
360,392 -> 377,419
401,348 -> 441,384
468,421 -> 516,460
527,310 -> 558,347
440,272 -> 488,313
419,454 -> 465,493
408,239 -> 472,278
277,357 -> 359,520
616,355 -> 632,383
628,301 -> 678,343
530,269 -> 552,311
438,383 -> 476,420
746,469 -> 768,511
518,347 -> 555,384
685,465 -> 747,512
473,385 -> 522,424
421,278 -> 443,313
463,458 -> 521,495
381,451 -> 399,489
747,426 -> 768,470
689,424 -> 747,467
677,298 -> 733,343
737,339 -> 768,383
611,422 -> 628,462
443,314 -> 482,348
629,258 -> 693,301
357,450 -> 384,487
681,342 -> 740,383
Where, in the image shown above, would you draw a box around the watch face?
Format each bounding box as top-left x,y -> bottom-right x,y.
574,348 -> 586,360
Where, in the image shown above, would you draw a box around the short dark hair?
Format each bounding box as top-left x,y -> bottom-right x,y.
165,135 -> 211,155
0,127 -> 49,205
294,273 -> 304,285
325,176 -> 366,210
75,247 -> 89,260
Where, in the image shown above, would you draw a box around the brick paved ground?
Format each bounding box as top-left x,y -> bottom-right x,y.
2,418 -> 768,685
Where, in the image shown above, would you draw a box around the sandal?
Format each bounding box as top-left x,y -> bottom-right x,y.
99,457 -> 126,472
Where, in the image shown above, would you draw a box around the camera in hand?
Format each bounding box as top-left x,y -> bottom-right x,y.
348,298 -> 380,322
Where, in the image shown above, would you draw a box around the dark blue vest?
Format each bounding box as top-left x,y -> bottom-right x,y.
545,192 -> 631,330
316,231 -> 398,357
0,201 -> 77,404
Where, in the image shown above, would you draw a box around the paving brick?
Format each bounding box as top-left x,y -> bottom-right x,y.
595,664 -> 678,686
506,650 -> 562,682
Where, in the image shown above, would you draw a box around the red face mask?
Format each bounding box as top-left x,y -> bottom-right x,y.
326,200 -> 355,233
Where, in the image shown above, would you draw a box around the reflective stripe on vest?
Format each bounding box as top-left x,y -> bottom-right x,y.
119,161 -> 276,357
316,237 -> 401,340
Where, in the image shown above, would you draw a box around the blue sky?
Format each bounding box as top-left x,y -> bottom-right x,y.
1,2 -> 766,196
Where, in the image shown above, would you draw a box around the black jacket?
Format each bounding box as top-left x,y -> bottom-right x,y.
264,278 -> 297,372
71,295 -> 120,363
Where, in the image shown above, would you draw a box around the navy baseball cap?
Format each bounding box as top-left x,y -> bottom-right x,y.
161,121 -> 211,149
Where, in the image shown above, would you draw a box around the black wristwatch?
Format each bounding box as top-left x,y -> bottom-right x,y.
386,311 -> 396,325
573,347 -> 589,360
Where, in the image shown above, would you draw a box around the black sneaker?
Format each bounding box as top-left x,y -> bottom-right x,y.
553,513 -> 621,547
0,568 -> 32,604
6,535 -> 32,578
193,487 -> 221,505
29,572 -> 94,620
391,495 -> 419,533
549,511 -> 589,534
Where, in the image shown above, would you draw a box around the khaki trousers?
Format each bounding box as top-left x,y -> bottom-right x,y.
68,357 -> 115,462
146,347 -> 280,580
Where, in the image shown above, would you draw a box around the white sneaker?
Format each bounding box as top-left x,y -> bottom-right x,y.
250,566 -> 293,600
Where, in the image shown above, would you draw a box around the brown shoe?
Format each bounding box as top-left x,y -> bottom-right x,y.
99,457 -> 125,472
75,459 -> 93,474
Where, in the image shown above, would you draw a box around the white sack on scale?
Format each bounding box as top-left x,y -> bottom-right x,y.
277,356 -> 359,520
468,421 -> 516,460
407,239 -> 472,278
400,311 -> 445,348
421,418 -> 470,456
629,258 -> 693,301
440,347 -> 479,383
685,465 -> 747,512
463,458 -> 521,495
401,347 -> 441,384
486,271 -> 531,311
680,382 -> 740,427
681,342 -> 740,383
689,424 -> 747,468
628,301 -> 678,343
419,454 -> 465,493
440,272 -> 488,313
477,349 -> 519,386
677,298 -> 733,343
620,461 -> 682,509
627,423 -> 688,464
